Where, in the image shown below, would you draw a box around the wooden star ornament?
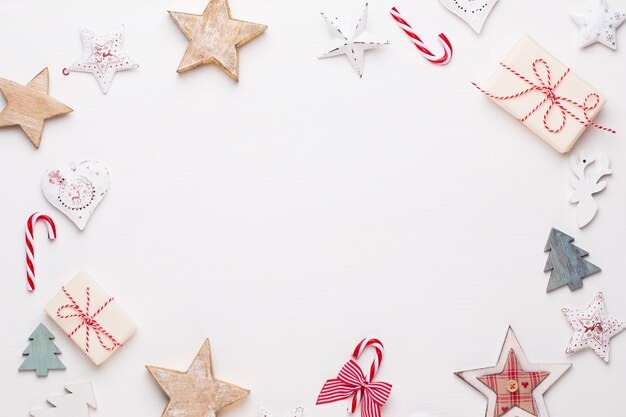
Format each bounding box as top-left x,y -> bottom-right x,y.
455,327 -> 570,417
0,68 -> 72,148
147,339 -> 250,417
169,0 -> 267,81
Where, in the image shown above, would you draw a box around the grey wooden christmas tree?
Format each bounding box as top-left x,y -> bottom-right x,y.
544,228 -> 600,292
19,323 -> 66,376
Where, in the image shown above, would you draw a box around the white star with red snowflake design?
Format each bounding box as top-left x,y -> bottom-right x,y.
455,327 -> 571,417
562,292 -> 625,362
69,26 -> 138,93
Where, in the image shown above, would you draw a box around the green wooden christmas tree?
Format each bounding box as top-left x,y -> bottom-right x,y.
19,323 -> 66,377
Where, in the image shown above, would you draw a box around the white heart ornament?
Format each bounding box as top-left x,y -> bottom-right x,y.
41,161 -> 110,230
439,0 -> 499,34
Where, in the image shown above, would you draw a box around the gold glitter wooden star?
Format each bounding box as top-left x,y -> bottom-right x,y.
0,68 -> 72,148
169,0 -> 267,81
147,340 -> 250,417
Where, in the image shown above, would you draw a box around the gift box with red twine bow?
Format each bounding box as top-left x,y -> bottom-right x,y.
474,35 -> 614,153
44,272 -> 136,365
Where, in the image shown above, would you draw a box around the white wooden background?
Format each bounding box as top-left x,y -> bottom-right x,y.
2,1 -> 626,417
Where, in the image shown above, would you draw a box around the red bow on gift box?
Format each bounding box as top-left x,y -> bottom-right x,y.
473,58 -> 615,135
317,339 -> 392,417
57,286 -> 122,353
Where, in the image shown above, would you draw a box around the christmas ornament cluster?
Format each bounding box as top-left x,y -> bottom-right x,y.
8,0 -> 626,417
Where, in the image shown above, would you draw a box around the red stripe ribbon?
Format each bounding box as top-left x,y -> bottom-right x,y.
473,58 -> 615,135
317,342 -> 392,417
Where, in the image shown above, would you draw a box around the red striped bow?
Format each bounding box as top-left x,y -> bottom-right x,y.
317,360 -> 392,417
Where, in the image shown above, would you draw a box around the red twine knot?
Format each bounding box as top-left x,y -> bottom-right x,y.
57,286 -> 122,354
317,360 -> 392,417
472,58 -> 615,135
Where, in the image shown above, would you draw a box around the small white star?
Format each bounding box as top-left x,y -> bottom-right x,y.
69,26 -> 138,93
571,0 -> 626,50
562,292 -> 625,362
318,3 -> 389,78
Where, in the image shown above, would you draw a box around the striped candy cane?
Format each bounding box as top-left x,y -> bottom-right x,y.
26,212 -> 57,291
350,338 -> 385,413
390,7 -> 453,65
317,338 -> 391,417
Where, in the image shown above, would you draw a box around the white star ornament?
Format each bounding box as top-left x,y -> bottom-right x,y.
571,0 -> 626,49
562,292 -> 625,362
69,26 -> 139,93
319,3 -> 389,78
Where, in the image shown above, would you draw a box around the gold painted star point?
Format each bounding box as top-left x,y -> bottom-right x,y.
0,68 -> 72,148
169,0 -> 267,81
147,339 -> 250,417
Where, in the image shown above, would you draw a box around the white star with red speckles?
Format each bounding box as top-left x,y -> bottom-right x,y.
562,292 -> 625,362
69,26 -> 138,93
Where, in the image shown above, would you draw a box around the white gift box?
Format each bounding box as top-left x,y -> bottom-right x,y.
44,272 -> 136,365
479,35 -> 608,153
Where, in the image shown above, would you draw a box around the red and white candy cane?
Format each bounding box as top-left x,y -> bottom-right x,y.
317,338 -> 391,417
26,212 -> 57,291
350,338 -> 384,412
353,338 -> 384,382
390,7 -> 453,65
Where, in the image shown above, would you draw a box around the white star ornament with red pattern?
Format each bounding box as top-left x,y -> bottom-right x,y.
562,292 -> 625,362
69,26 -> 138,93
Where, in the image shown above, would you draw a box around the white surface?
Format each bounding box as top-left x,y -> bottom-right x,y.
1,1 -> 626,417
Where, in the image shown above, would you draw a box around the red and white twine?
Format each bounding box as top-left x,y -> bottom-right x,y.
57,286 -> 122,354
472,59 -> 615,134
317,338 -> 392,417
25,212 -> 57,291
390,7 -> 453,65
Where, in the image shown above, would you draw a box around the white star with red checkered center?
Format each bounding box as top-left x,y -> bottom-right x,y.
455,327 -> 571,417
562,292 -> 625,362
69,25 -> 138,93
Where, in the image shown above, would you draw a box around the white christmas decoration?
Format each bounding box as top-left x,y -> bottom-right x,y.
41,161 -> 110,230
571,0 -> 626,50
69,26 -> 138,93
259,407 -> 304,417
319,3 -> 389,78
569,150 -> 611,228
30,383 -> 97,417
439,0 -> 499,34
562,292 -> 625,362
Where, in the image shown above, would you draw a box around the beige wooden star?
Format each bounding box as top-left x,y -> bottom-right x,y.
147,339 -> 250,417
0,68 -> 72,148
169,0 -> 267,80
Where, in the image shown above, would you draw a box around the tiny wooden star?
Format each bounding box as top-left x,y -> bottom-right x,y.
562,292 -> 625,362
169,0 -> 267,81
0,68 -> 72,148
455,327 -> 571,417
69,26 -> 139,93
147,339 -> 250,417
